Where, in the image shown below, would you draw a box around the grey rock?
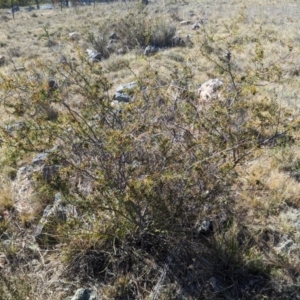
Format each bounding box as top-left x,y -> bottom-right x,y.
198,78 -> 223,102
109,32 -> 117,40
192,22 -> 200,30
35,193 -> 77,244
141,0 -> 148,5
32,152 -> 49,165
86,49 -> 101,62
144,45 -> 158,56
116,48 -> 125,55
11,6 -> 20,13
114,81 -> 138,103
113,92 -> 131,103
25,6 -> 35,11
32,146 -> 58,165
171,35 -> 185,47
198,218 -> 213,234
5,121 -> 24,133
71,288 -> 97,300
106,40 -> 116,53
48,79 -> 58,91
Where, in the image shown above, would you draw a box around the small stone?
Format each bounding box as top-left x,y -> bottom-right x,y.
144,45 -> 158,56
114,82 -> 138,103
171,35 -> 185,47
192,22 -> 200,30
109,32 -> 117,39
86,49 -> 101,62
71,288 -> 97,300
48,79 -> 58,91
11,6 -> 20,13
198,218 -> 213,234
198,78 -> 223,103
25,6 -> 35,11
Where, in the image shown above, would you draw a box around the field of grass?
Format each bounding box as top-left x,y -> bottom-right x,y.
1,0 -> 300,299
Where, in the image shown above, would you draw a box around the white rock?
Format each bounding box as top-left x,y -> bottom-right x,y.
198,78 -> 223,103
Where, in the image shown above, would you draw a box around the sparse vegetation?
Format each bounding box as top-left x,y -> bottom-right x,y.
1,0 -> 300,299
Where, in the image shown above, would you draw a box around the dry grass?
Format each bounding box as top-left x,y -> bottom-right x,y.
1,0 -> 300,299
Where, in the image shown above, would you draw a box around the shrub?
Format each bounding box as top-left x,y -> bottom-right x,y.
0,8 -> 299,298
114,12 -> 177,50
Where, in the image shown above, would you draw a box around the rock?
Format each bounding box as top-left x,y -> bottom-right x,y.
141,0 -> 148,5
0,55 -> 5,66
116,48 -> 125,55
13,147 -> 61,215
71,288 -> 97,300
32,146 -> 58,165
35,193 -> 77,245
198,78 -> 223,103
171,35 -> 185,47
180,20 -> 191,25
109,32 -> 117,40
69,32 -> 80,41
192,22 -> 201,30
86,49 -> 101,62
114,81 -> 138,103
13,165 -> 35,214
144,45 -> 158,56
32,152 -> 49,166
5,121 -> 24,134
48,79 -> 58,91
11,6 -> 20,13
106,39 -> 116,53
197,218 -> 213,234
114,92 -> 131,103
25,6 -> 35,11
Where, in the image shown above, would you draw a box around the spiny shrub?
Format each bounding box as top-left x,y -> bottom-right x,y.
0,18 -> 298,298
0,53 -> 291,240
